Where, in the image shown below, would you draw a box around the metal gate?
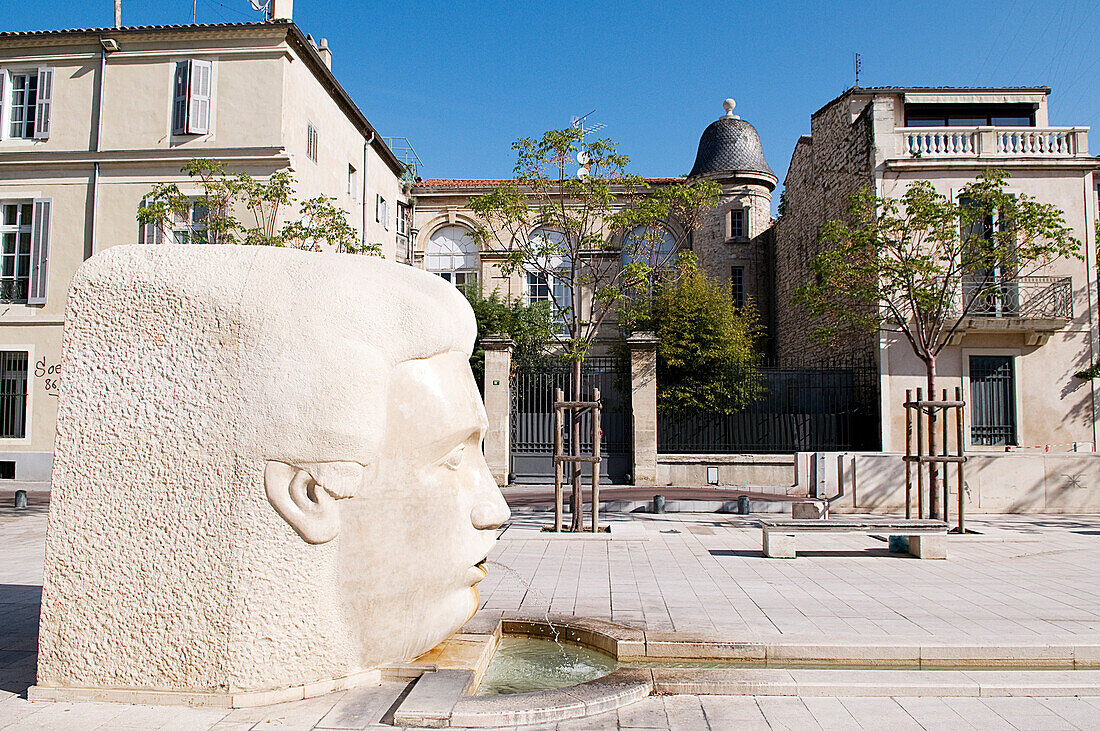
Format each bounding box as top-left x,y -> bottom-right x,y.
511,356 -> 631,483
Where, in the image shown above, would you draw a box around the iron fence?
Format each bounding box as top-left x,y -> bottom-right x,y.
658,360 -> 879,454
511,355 -> 631,482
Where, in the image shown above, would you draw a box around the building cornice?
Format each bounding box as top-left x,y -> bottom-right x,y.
883,158 -> 1100,173
0,146 -> 291,167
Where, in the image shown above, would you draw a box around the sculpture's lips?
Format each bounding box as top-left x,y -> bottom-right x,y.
468,559 -> 489,585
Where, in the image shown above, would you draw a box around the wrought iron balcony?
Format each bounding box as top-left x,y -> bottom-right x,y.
896,127 -> 1089,159
958,276 -> 1073,320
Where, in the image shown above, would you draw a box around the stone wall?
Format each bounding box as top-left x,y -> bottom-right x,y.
690,182 -> 774,334
772,93 -> 878,366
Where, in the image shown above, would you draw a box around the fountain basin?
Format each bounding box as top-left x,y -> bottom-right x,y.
476,636 -> 617,695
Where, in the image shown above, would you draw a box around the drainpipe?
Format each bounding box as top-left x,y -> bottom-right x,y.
1084,174 -> 1098,448
362,130 -> 373,248
88,39 -> 109,260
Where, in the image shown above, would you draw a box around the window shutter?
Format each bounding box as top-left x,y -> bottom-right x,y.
33,68 -> 53,139
172,61 -> 190,135
28,199 -> 51,305
187,60 -> 211,135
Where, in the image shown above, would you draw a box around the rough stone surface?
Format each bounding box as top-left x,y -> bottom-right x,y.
772,92 -> 878,366
36,245 -> 510,698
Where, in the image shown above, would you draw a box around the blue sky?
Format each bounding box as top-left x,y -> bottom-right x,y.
11,1 -> 1100,193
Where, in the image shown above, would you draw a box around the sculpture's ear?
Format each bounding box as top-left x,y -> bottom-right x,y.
264,461 -> 341,544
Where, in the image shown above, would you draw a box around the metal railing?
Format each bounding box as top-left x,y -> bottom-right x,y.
958,275 -> 1072,320
898,126 -> 1088,159
658,361 -> 880,454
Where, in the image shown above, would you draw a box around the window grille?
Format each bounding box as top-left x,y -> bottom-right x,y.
0,351 -> 28,439
969,355 -> 1017,446
306,122 -> 318,163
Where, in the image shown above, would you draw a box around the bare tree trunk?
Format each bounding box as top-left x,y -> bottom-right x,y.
926,358 -> 940,520
570,358 -> 583,531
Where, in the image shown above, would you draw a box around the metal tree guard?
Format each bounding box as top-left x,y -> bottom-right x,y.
552,387 -> 602,532
904,386 -> 968,533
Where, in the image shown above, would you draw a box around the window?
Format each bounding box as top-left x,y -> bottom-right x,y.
969,355 -> 1017,446
960,195 -> 1016,317
306,122 -> 318,163
526,227 -> 572,331
730,266 -> 745,308
0,351 -> 28,439
622,225 -> 676,268
348,164 -> 357,197
376,195 -> 389,230
140,198 -> 211,245
904,103 -> 1035,128
3,68 -> 52,140
426,225 -> 477,285
171,60 -> 211,135
396,201 -> 410,238
729,209 -> 746,239
0,200 -> 49,305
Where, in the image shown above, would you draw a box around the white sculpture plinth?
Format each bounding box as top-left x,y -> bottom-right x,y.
32,245 -> 509,706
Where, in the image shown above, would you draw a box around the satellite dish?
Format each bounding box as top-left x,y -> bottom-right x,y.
249,0 -> 271,12
577,150 -> 590,165
576,167 -> 590,179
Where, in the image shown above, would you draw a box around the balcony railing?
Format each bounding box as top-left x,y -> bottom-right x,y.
956,276 -> 1073,320
898,127 -> 1089,159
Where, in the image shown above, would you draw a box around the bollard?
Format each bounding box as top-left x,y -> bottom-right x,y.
738,495 -> 751,515
653,494 -> 666,514
14,489 -> 27,509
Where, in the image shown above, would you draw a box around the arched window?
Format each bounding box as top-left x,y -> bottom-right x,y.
426,225 -> 478,287
621,225 -> 676,268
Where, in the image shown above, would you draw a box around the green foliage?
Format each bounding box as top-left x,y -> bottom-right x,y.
136,159 -> 379,255
467,127 -> 719,365
462,284 -> 555,389
634,268 -> 763,414
794,169 -> 1080,368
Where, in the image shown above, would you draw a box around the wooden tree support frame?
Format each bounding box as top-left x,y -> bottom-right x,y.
552,387 -> 602,533
904,386 -> 968,533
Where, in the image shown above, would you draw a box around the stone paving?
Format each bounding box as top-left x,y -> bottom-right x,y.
3,506 -> 1100,729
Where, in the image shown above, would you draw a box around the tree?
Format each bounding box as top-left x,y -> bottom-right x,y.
136,159 -> 380,254
462,284 -> 555,390
637,267 -> 763,413
469,127 -> 719,529
795,169 -> 1080,518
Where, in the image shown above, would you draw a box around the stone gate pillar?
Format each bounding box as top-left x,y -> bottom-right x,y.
481,335 -> 513,486
628,332 -> 659,486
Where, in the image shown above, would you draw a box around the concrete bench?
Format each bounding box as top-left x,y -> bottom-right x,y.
760,518 -> 949,559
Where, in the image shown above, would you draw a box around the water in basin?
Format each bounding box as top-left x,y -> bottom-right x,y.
477,636 -> 618,695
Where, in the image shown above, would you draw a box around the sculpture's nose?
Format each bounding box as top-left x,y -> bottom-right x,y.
471,488 -> 510,530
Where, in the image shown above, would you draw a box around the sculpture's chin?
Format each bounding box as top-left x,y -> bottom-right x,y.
399,587 -> 481,661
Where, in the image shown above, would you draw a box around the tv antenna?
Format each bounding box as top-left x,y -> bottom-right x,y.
570,110 -> 606,138
854,52 -> 862,88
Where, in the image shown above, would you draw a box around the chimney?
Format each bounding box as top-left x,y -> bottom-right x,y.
114,0 -> 122,28
318,38 -> 332,69
271,0 -> 293,20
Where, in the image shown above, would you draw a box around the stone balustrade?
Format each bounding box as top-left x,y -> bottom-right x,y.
898,126 -> 1089,159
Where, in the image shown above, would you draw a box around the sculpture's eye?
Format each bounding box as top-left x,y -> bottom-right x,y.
442,444 -> 464,471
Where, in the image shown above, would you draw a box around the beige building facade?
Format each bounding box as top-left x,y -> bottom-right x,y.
774,86 -> 1099,454
409,102 -> 776,345
0,18 -> 409,477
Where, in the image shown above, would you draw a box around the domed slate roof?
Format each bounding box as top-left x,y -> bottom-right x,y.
689,99 -> 775,184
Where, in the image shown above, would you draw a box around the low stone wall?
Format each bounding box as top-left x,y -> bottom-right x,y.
811,451 -> 1100,514
656,453 -> 796,490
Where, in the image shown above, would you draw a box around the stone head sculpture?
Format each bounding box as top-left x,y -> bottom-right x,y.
35,244 -> 509,702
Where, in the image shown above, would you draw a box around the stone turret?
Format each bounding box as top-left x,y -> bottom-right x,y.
688,99 -> 777,339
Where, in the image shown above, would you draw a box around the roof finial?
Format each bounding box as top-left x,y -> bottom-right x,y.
723,98 -> 739,120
